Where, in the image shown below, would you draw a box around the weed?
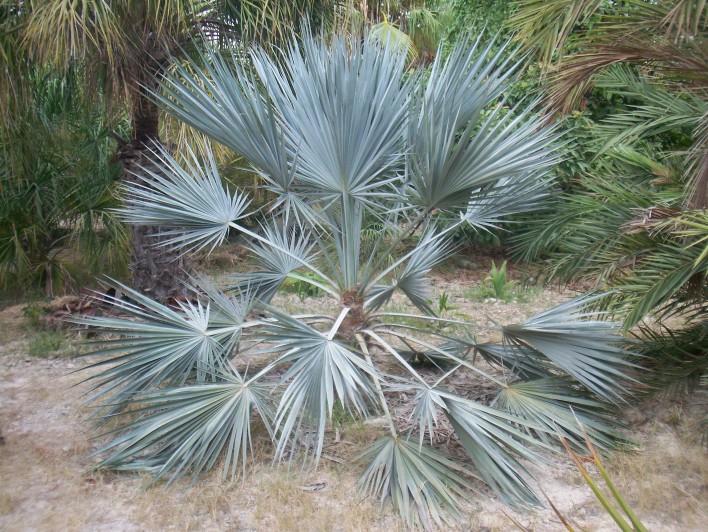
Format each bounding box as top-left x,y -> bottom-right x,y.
485,260 -> 515,300
27,330 -> 70,358
22,301 -> 52,329
437,291 -> 459,315
281,271 -> 325,301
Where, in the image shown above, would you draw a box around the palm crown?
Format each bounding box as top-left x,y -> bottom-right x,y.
78,32 -> 636,528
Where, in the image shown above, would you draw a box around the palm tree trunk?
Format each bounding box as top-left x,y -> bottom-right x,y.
120,86 -> 191,301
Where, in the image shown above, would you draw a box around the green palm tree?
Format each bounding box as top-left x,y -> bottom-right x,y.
3,0 -> 334,299
76,33 -> 637,527
0,66 -> 129,294
510,1 -> 708,395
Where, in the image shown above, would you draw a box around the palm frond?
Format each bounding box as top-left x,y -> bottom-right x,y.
74,281 -> 243,412
405,37 -> 560,213
509,0 -> 605,66
439,390 -> 550,506
94,370 -> 274,484
119,142 -> 251,253
632,321 -> 708,397
357,435 -> 474,529
495,377 -> 629,451
228,221 -> 326,303
463,172 -> 552,232
366,230 -> 453,314
369,18 -> 418,62
502,295 -> 636,403
259,307 -> 376,464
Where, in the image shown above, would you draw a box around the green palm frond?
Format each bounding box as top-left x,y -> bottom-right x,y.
595,66 -> 707,151
94,370 -> 274,484
502,295 -> 637,403
675,210 -> 708,266
610,239 -> 706,327
369,17 -> 419,62
632,322 -> 708,397
407,7 -> 442,56
357,435 -> 474,529
120,142 -> 252,253
509,0 -> 605,66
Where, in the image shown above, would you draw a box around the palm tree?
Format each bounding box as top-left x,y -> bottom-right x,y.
0,66 -> 129,295
76,33 -> 636,527
510,1 -> 708,394
5,0 -> 333,300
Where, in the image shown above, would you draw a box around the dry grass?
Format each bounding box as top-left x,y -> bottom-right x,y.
603,419 -> 708,529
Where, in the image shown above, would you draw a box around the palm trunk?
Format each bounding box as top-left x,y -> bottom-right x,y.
119,86 -> 191,302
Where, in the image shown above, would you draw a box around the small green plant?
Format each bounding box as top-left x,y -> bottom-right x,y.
485,260 -> 515,300
22,302 -> 52,328
437,291 -> 459,315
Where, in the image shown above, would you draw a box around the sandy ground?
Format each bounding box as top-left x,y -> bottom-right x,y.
1,264 -> 706,531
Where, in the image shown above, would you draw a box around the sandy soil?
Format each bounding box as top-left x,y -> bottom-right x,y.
1,264 -> 706,531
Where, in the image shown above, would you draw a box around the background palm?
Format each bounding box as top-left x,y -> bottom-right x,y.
1,0 -> 334,299
510,0 -> 707,395
76,33 -> 638,527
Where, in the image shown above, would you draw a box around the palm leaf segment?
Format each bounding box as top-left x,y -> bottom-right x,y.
77,31 -> 638,527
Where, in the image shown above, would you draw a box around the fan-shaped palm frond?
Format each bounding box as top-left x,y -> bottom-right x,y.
495,377 -> 629,451
74,281 -> 243,413
502,295 -> 636,403
405,38 -> 561,213
261,307 -> 377,464
440,390 -> 550,506
120,142 -> 252,253
357,435 -> 475,529
228,221 -> 331,303
94,370 -> 274,484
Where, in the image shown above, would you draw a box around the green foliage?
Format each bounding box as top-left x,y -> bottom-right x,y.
0,68 -> 129,295
27,330 -> 69,358
436,291 -> 458,315
281,271 -> 326,300
508,0 -> 707,399
485,260 -> 515,300
76,33 -> 636,527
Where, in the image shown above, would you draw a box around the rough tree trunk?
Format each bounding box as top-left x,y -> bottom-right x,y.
118,82 -> 192,302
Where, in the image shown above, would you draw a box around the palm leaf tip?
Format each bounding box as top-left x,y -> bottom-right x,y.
94,374 -> 274,484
